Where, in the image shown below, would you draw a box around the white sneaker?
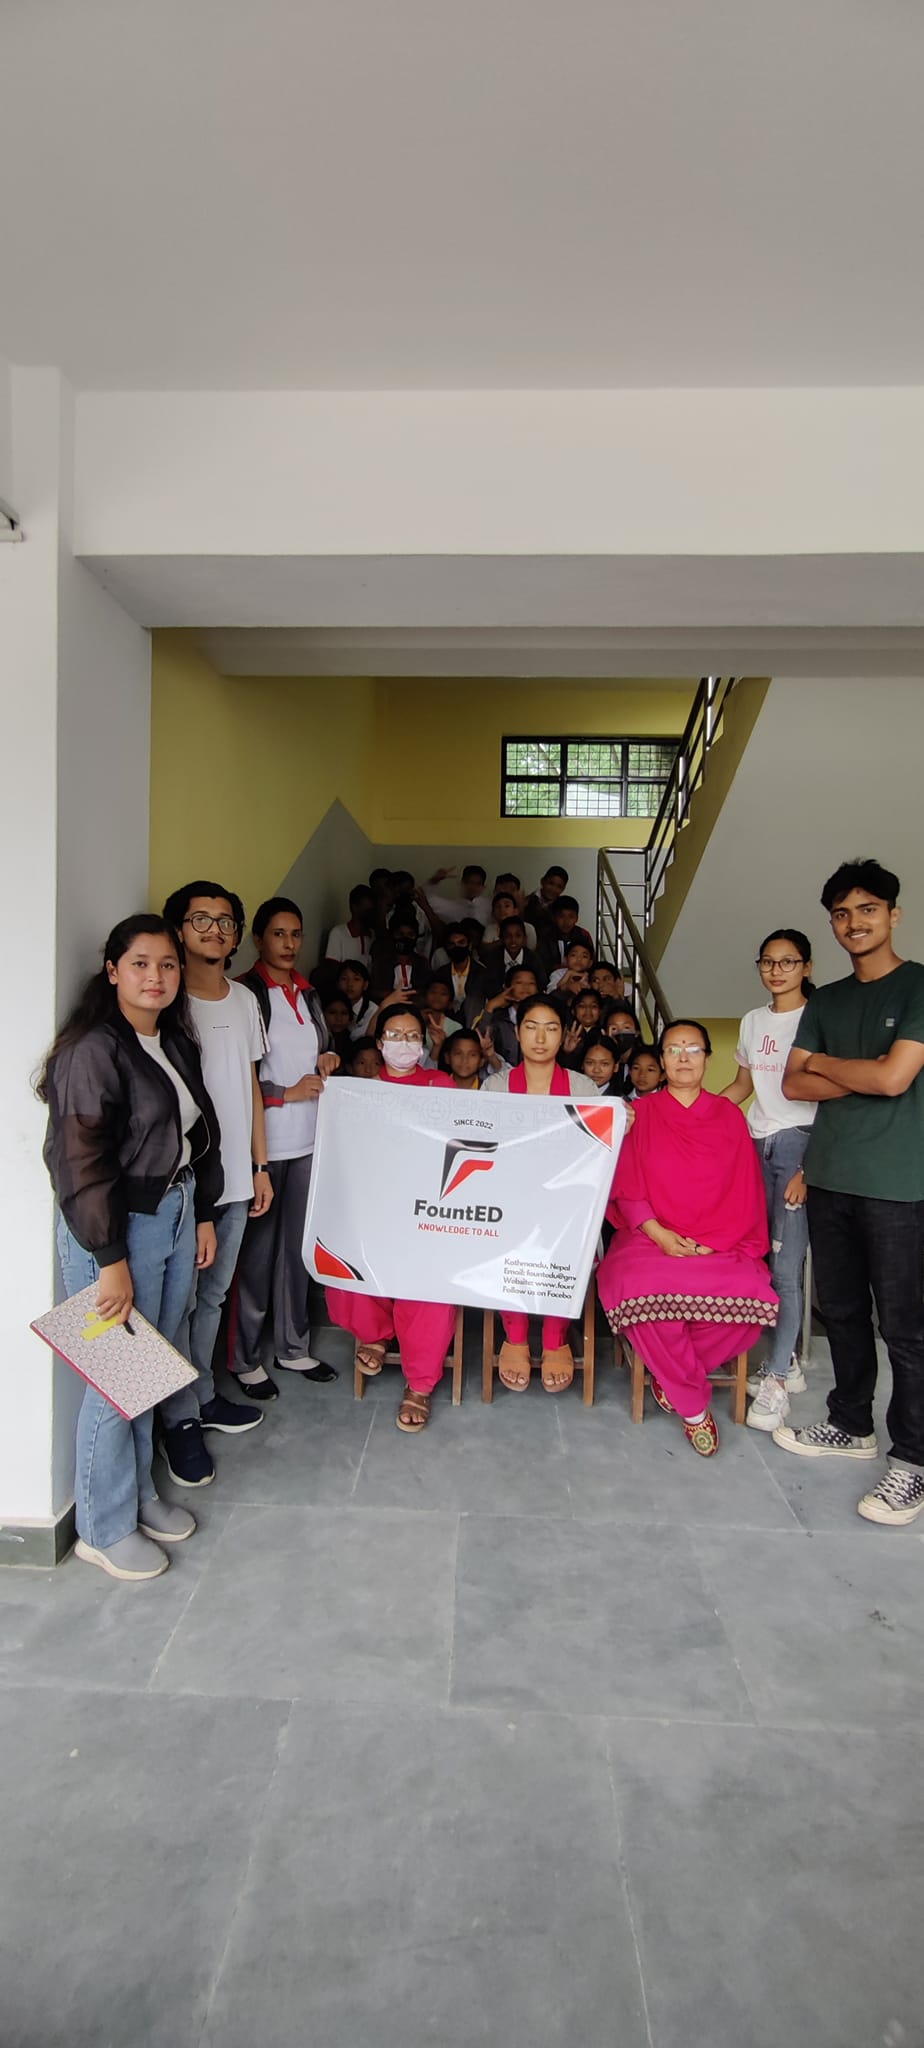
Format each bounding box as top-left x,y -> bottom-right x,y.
746,1376 -> 791,1432
857,1465 -> 924,1526
747,1360 -> 807,1396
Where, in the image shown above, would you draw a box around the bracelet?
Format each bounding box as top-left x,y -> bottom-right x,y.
252,1162 -> 270,1173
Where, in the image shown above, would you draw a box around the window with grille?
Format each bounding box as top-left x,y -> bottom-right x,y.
501,737 -> 679,820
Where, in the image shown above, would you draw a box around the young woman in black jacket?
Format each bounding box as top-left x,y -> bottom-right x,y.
38,915 -> 222,1582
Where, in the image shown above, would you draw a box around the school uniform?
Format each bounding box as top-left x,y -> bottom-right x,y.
230,964 -> 330,1370
369,937 -> 431,1002
482,945 -> 543,997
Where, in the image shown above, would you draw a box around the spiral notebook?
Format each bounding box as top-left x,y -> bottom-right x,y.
31,1285 -> 198,1420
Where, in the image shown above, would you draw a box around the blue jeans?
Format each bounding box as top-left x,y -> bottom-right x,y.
754,1127 -> 811,1377
57,1181 -> 197,1548
161,1198 -> 250,1424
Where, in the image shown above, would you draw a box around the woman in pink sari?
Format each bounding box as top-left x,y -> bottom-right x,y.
598,1019 -> 778,1456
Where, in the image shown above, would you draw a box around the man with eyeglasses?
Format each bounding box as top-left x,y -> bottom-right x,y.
776,858 -> 924,1526
157,880 -> 274,1483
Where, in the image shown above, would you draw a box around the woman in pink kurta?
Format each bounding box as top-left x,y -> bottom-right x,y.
325,1002 -> 456,1433
597,1019 -> 778,1456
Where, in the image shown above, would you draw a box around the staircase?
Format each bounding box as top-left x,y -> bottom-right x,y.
595,677 -> 743,1032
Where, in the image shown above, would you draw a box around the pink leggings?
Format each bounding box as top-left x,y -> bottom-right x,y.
626,1317 -> 764,1421
502,1314 -> 571,1352
326,1289 -> 455,1395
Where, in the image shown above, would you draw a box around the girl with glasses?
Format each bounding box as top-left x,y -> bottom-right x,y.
722,929 -> 816,1432
325,1004 -> 457,1434
598,1019 -> 778,1456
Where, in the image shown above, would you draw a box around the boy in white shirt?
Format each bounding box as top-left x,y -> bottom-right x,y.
159,880 -> 274,1483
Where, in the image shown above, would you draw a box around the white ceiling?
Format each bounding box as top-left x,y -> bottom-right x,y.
3,0 -> 924,390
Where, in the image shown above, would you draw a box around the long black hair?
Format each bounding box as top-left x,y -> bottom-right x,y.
757,927 -> 814,1000
35,915 -> 192,1101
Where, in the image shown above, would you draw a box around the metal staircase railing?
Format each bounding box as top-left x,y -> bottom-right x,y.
596,851 -> 673,1041
643,675 -> 736,926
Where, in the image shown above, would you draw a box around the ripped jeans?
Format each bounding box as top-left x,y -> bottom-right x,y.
754,1126 -> 811,1377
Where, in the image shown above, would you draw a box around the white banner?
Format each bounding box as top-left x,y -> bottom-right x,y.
303,1080 -> 626,1317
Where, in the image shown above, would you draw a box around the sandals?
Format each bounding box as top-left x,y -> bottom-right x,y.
396,1387 -> 431,1434
541,1345 -> 574,1394
498,1341 -> 532,1393
355,1341 -> 387,1377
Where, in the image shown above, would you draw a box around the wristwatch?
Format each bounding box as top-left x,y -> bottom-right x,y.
252,1162 -> 271,1173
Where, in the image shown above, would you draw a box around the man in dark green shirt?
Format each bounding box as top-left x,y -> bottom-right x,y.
773,858 -> 924,1526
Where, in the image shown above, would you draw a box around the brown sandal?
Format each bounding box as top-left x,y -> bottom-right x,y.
356,1342 -> 387,1377
498,1341 -> 531,1392
541,1345 -> 574,1394
396,1387 -> 431,1433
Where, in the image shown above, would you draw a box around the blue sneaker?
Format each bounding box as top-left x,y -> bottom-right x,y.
161,1419 -> 215,1488
199,1394 -> 263,1434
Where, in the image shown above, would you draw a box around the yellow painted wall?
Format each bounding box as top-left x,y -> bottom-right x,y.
150,639 -> 695,914
367,678 -> 696,845
149,634 -> 377,913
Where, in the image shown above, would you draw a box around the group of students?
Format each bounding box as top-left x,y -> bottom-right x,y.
37,853 -> 924,1583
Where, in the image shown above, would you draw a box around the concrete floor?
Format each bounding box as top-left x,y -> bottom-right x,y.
2,1319 -> 922,2048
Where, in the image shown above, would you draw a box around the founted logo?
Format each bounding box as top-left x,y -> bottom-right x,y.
439,1138 -> 498,1198
313,1239 -> 366,1283
414,1139 -> 503,1227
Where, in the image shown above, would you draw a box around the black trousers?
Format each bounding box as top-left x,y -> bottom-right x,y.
228,1154 -> 314,1370
807,1185 -> 924,1466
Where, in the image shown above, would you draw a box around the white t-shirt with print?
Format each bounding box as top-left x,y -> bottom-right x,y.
261,984 -> 321,1160
188,982 -> 266,1203
736,1004 -> 818,1139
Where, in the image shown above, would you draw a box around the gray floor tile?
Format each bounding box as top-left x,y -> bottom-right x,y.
0,1686 -> 288,2048
606,1719 -> 923,2048
152,1504 -> 458,1704
352,1376 -> 576,1517
559,1384 -> 799,1529
452,1515 -> 755,1720
0,1496 -> 233,1694
202,1368 -> 377,1506
200,1703 -> 650,2048
694,1525 -> 924,1727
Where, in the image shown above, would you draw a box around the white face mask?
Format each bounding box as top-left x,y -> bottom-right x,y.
382,1038 -> 424,1073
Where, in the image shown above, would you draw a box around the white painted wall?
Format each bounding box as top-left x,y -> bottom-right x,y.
0,353 -> 11,507
656,677 -> 924,1020
0,369 -> 151,1533
75,389 -> 924,562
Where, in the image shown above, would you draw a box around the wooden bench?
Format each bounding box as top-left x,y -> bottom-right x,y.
617,1336 -> 748,1424
353,1306 -> 465,1405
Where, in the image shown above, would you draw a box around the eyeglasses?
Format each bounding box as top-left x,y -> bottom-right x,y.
382,1030 -> 423,1045
756,957 -> 803,972
661,1042 -> 707,1057
185,912 -> 238,936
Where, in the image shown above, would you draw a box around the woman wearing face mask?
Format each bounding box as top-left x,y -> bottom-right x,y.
324,1004 -> 457,1432
598,1020 -> 778,1456
722,929 -> 816,1433
602,1003 -> 642,1097
483,994 -> 598,1394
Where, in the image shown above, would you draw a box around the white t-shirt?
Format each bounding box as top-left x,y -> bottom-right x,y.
261,984 -> 321,1160
736,1003 -> 818,1139
325,922 -> 373,964
136,1031 -> 199,1169
188,983 -> 266,1203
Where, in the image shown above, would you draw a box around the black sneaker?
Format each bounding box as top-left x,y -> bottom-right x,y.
199,1394 -> 263,1435
161,1419 -> 216,1488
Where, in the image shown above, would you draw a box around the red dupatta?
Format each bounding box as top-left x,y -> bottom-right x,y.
508,1062 -> 572,1097
613,1089 -> 768,1257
